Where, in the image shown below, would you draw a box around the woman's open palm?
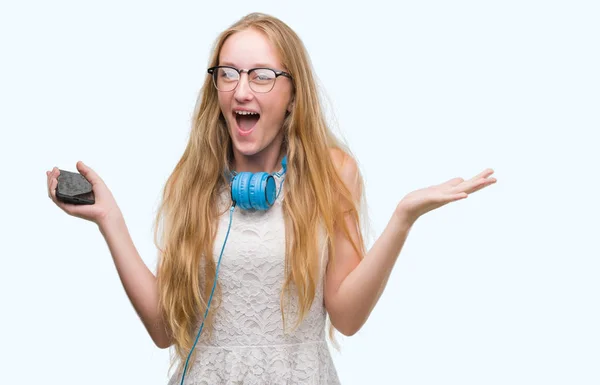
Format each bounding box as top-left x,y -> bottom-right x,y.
398,168 -> 497,224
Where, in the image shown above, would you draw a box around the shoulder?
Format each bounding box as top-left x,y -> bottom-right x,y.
328,148 -> 362,202
330,148 -> 363,212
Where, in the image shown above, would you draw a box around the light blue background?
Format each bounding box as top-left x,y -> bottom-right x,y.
1,0 -> 598,384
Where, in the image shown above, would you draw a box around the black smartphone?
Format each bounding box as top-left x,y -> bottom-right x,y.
56,169 -> 95,205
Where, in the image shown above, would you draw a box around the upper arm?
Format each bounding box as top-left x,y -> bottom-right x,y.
324,149 -> 363,317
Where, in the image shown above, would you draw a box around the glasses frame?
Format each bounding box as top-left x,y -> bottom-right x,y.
207,65 -> 293,93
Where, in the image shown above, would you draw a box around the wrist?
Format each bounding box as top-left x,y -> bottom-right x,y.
97,208 -> 124,234
394,202 -> 417,228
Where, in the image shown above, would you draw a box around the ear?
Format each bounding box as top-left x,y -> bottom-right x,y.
286,97 -> 294,113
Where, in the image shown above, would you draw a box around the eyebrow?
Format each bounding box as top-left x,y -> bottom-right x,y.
219,61 -> 279,69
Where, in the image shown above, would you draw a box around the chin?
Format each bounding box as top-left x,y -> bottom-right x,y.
234,147 -> 259,157
231,138 -> 261,157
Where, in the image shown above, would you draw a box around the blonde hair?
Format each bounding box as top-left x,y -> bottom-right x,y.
153,12 -> 368,374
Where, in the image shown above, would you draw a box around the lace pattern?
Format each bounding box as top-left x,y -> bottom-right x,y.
167,173 -> 340,385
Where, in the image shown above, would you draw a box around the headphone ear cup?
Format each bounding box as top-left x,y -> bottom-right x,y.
264,175 -> 276,207
248,173 -> 276,210
230,161 -> 283,211
231,172 -> 252,210
248,172 -> 264,210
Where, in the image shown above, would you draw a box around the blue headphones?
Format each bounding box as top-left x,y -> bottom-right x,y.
178,155 -> 287,384
229,155 -> 287,210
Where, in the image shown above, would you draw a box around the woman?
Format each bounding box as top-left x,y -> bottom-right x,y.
46,12 -> 496,385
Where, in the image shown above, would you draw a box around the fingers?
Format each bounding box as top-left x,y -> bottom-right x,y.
47,168 -> 77,214
470,176 -> 496,193
76,161 -> 102,185
470,168 -> 496,188
48,168 -> 60,202
446,169 -> 494,187
47,167 -> 66,206
47,167 -> 58,200
459,174 -> 496,195
452,192 -> 468,201
445,177 -> 464,187
447,168 -> 496,195
470,168 -> 494,182
46,168 -> 55,188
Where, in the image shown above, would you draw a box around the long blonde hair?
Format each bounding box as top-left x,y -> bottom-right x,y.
154,12 -> 368,373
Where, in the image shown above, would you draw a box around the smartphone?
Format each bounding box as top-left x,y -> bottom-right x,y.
56,169 -> 95,205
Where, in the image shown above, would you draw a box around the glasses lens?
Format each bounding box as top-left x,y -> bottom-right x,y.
249,69 -> 276,93
213,67 -> 239,91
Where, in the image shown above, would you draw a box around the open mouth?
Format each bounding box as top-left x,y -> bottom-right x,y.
234,110 -> 260,136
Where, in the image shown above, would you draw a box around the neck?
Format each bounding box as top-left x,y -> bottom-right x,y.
231,138 -> 285,174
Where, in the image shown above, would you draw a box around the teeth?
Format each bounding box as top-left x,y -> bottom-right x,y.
235,111 -> 259,116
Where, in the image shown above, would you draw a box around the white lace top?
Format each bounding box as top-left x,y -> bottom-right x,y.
167,172 -> 341,385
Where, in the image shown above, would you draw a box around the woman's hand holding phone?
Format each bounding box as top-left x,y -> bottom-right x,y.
46,161 -> 122,228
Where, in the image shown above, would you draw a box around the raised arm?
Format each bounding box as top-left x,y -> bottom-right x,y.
324,154 -> 496,336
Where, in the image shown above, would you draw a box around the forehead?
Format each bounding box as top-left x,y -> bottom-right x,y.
219,28 -> 283,69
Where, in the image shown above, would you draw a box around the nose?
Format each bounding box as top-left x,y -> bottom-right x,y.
234,72 -> 254,103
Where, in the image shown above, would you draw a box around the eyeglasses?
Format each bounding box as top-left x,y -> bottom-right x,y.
207,66 -> 292,93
